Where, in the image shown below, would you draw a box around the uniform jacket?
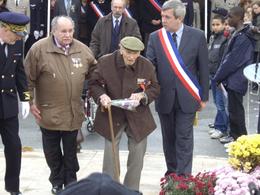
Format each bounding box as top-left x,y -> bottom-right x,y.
89,13 -> 142,58
54,0 -> 81,38
29,0 -> 47,35
146,25 -> 209,114
24,36 -> 96,131
89,51 -> 160,143
0,40 -> 29,119
213,26 -> 255,95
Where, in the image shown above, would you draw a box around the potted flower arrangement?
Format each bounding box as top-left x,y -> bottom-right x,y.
159,134 -> 260,195
212,134 -> 260,195
159,172 -> 216,195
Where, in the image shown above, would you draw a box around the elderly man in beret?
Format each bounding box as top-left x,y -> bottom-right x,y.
0,11 -> 30,195
89,36 -> 160,191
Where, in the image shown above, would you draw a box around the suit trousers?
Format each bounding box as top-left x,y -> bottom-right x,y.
40,127 -> 79,187
158,95 -> 195,175
102,123 -> 147,191
227,89 -> 247,140
0,116 -> 21,192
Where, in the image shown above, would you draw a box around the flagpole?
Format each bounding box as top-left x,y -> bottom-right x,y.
47,0 -> 51,37
205,0 -> 208,39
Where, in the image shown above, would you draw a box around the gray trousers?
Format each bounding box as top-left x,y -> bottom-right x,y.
102,123 -> 147,191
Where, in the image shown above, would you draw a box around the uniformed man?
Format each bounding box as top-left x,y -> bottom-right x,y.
0,11 -> 30,195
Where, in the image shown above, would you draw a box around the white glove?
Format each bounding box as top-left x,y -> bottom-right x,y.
21,101 -> 30,119
39,30 -> 44,37
33,30 -> 40,40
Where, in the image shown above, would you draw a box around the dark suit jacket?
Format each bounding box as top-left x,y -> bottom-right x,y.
0,41 -> 29,119
54,0 -> 81,38
89,13 -> 142,58
146,25 -> 209,114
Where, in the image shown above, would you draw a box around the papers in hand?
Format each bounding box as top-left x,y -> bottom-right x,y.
111,98 -> 140,111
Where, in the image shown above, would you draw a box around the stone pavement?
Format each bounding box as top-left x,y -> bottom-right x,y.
0,149 -> 228,195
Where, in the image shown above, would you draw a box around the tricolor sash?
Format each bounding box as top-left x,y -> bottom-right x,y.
124,8 -> 132,18
90,2 -> 104,18
158,28 -> 202,102
148,0 -> 161,12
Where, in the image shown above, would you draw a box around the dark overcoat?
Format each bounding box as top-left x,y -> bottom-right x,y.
89,51 -> 160,142
89,13 -> 141,58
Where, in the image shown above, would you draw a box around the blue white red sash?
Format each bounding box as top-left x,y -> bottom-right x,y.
124,8 -> 132,18
148,0 -> 162,12
90,2 -> 104,18
158,28 -> 202,102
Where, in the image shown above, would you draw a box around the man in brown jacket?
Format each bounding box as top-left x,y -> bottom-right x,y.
89,36 -> 160,191
89,0 -> 141,59
24,16 -> 96,194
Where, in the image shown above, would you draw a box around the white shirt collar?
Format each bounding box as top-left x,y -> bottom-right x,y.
171,24 -> 184,48
172,24 -> 184,38
0,39 -> 4,45
112,15 -> 122,27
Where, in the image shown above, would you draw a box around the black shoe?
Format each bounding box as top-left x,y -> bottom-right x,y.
51,185 -> 62,194
9,192 -> 22,195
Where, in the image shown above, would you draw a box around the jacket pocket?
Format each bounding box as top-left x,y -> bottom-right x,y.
40,104 -> 62,126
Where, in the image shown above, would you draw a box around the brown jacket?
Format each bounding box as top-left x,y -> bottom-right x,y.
89,13 -> 142,58
24,36 -> 96,131
89,51 -> 160,142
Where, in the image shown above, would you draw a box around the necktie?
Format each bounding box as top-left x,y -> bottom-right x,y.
66,0 -> 71,15
172,33 -> 177,48
0,43 -> 7,65
114,19 -> 120,34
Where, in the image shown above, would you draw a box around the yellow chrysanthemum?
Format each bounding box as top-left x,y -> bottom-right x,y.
228,134 -> 260,172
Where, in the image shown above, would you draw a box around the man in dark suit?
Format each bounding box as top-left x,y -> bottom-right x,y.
89,0 -> 141,59
146,0 -> 209,176
0,11 -> 30,195
54,0 -> 81,38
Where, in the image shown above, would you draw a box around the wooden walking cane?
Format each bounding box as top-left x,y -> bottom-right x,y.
107,104 -> 120,182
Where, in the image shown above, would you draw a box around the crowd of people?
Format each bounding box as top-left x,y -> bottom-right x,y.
208,0 -> 260,150
0,0 -> 260,195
